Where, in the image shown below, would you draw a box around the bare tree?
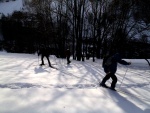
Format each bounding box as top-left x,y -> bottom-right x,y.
26,0 -> 55,45
24,0 -> 150,60
63,0 -> 90,61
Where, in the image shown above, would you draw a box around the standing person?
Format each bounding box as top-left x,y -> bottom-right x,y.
38,45 -> 52,67
100,52 -> 131,91
66,49 -> 71,64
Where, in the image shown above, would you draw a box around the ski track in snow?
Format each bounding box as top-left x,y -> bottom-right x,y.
0,82 -> 149,102
0,83 -> 98,89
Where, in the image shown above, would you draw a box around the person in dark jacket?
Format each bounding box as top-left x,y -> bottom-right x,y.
100,52 -> 131,91
38,45 -> 52,67
66,49 -> 71,64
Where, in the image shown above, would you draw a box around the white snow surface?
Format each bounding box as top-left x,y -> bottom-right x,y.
0,0 -> 23,16
0,51 -> 150,113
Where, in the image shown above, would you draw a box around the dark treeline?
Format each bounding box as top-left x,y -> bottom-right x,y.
0,0 -> 150,60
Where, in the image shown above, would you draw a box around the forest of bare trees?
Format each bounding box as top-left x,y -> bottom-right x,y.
0,0 -> 150,60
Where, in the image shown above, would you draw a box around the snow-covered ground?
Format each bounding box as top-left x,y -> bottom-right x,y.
0,0 -> 23,16
0,2 -> 150,112
0,51 -> 150,113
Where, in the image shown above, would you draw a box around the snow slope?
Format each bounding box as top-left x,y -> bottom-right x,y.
0,0 -> 23,16
0,52 -> 150,113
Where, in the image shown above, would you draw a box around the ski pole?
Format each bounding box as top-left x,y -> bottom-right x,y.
38,55 -> 39,65
54,55 -> 57,65
119,66 -> 128,88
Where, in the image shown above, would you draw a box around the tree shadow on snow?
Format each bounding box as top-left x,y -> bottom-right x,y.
103,89 -> 149,113
34,66 -> 49,74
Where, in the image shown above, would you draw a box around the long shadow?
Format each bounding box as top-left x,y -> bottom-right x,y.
59,69 -> 95,84
73,61 -> 103,84
102,89 -> 149,113
34,66 -> 49,74
57,60 -> 106,87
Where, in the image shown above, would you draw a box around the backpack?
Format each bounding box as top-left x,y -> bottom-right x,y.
102,55 -> 113,67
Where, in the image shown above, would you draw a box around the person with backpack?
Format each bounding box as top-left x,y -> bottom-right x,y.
38,45 -> 52,67
100,51 -> 131,91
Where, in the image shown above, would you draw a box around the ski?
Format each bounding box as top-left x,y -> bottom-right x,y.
100,85 -> 116,91
49,65 -> 58,70
39,64 -> 58,70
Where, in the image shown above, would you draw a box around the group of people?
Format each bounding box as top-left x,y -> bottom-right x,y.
38,45 -> 131,91
38,45 -> 71,67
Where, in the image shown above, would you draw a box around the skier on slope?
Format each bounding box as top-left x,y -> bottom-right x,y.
38,44 -> 52,67
100,50 -> 131,91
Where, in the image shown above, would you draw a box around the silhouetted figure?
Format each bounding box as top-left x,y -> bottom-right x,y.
100,52 -> 131,91
66,49 -> 71,64
38,45 -> 51,67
